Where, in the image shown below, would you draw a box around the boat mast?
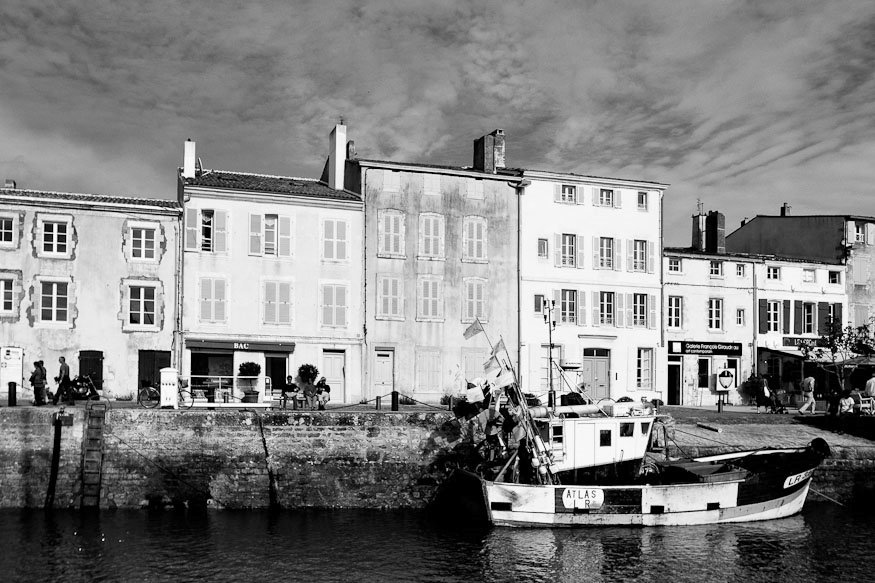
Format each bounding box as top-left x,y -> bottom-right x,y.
544,298 -> 557,414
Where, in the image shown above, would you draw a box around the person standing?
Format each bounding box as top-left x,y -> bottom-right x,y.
52,356 -> 72,405
798,375 -> 817,414
29,361 -> 47,406
865,372 -> 875,399
316,377 -> 331,411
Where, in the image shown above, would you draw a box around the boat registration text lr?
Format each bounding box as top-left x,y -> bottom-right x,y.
783,469 -> 814,489
562,488 -> 605,510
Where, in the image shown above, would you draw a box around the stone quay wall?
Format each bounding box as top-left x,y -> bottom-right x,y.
1,407 -> 873,510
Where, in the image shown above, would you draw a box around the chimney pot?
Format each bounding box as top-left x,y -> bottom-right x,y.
4,179 -> 16,189
328,124 -> 347,189
780,202 -> 791,217
183,140 -> 197,179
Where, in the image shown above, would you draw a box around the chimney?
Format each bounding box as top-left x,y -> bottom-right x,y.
4,179 -> 16,189
741,217 -> 748,227
328,123 -> 347,189
182,140 -> 196,179
691,212 -> 707,251
473,129 -> 505,173
705,211 -> 726,254
780,202 -> 791,217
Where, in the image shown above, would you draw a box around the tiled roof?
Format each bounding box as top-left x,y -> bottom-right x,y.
184,170 -> 361,202
664,246 -> 842,264
0,188 -> 180,210
356,158 -> 525,178
511,167 -> 668,187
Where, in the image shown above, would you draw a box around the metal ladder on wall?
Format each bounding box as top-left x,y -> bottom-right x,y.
81,402 -> 107,509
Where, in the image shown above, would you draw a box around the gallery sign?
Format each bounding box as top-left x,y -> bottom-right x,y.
668,341 -> 742,356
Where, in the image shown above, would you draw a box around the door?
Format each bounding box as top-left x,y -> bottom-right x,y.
581,349 -> 610,400
668,357 -> 682,405
265,356 -> 287,399
138,350 -> 170,390
322,350 -> 345,403
374,350 -> 394,395
80,350 -> 105,390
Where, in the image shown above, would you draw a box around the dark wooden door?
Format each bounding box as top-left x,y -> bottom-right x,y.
78,350 -> 104,390
138,350 -> 171,389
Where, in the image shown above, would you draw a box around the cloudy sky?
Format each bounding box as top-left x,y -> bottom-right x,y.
2,0 -> 874,244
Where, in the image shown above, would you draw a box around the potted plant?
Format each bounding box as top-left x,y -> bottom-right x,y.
238,361 -> 262,403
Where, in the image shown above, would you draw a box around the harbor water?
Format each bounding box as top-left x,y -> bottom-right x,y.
0,503 -> 868,582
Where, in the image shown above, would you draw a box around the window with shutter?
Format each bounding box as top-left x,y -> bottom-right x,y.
278,216 -> 293,257
213,211 -> 228,253
249,214 -> 263,255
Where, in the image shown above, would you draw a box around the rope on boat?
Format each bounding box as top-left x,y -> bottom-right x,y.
808,488 -> 846,507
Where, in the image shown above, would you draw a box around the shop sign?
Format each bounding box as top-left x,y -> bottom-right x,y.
783,337 -> 825,348
187,339 -> 296,353
716,369 -> 735,392
668,341 -> 742,356
561,487 -> 605,510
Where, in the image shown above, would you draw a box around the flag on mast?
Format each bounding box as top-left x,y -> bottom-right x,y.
490,337 -> 506,358
463,318 -> 484,340
483,355 -> 501,374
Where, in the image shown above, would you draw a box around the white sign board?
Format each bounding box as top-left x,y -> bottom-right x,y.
0,347 -> 24,399
562,487 -> 605,510
716,369 -> 735,392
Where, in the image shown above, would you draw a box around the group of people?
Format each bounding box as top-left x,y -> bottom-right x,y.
282,375 -> 331,410
797,371 -> 875,417
28,356 -> 73,406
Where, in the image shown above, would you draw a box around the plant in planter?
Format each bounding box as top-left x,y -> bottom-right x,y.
297,363 -> 319,386
238,361 -> 262,403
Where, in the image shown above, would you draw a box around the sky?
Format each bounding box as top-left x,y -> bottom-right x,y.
2,0 -> 874,245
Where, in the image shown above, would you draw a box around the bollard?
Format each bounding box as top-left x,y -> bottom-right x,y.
717,396 -> 724,413
391,391 -> 399,411
448,396 -> 454,411
8,382 -> 16,407
375,395 -> 381,410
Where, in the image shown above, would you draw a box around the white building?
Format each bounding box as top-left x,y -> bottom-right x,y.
177,132 -> 364,404
0,181 -> 181,400
518,170 -> 668,403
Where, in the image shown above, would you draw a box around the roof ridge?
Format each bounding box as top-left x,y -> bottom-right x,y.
203,169 -> 318,182
0,187 -> 175,204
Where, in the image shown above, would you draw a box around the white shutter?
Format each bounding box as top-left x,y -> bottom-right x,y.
552,290 -> 561,322
591,291 -> 600,327
462,218 -> 471,259
647,241 -> 655,273
614,189 -> 622,208
377,212 -> 387,254
337,285 -> 347,327
648,294 -> 657,329
616,293 -> 625,327
279,282 -> 291,324
577,289 -> 586,326
184,208 -> 199,251
867,223 -> 875,245
479,220 -> 487,260
249,214 -> 263,256
576,186 -> 585,205
614,238 -> 622,271
681,296 -> 688,331
592,188 -> 598,206
264,281 -> 277,323
214,279 -> 226,321
554,234 -> 562,267
337,220 -> 348,260
199,278 -> 211,321
438,216 -> 445,258
553,183 -> 561,202
592,236 -> 599,269
279,216 -> 292,257
626,293 -> 634,328
214,211 -> 228,253
576,234 -> 585,269
626,239 -> 634,272
418,215 -> 426,256
846,220 -> 856,245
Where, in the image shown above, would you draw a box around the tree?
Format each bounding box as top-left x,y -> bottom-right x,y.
801,318 -> 875,392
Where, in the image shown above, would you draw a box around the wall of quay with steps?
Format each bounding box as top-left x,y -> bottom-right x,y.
1,407 -> 873,509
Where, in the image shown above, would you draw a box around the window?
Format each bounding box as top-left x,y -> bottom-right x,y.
632,240 -> 646,271
698,358 -> 710,388
767,266 -> 781,280
322,219 -> 348,261
415,350 -> 441,392
736,308 -> 745,326
559,184 -> 576,203
667,296 -> 682,328
321,283 -> 348,327
803,302 -> 815,334
537,238 -> 548,258
637,191 -> 648,211
0,215 -> 16,248
736,264 -> 746,277
418,277 -> 443,320
767,300 -> 780,332
466,179 -> 484,199
377,275 -> 403,320
184,208 -> 227,253
1,278 -> 13,313
462,217 -> 487,261
249,214 -> 293,257
708,298 -> 723,330
637,348 -> 653,389
710,261 -> 723,277
856,223 -> 865,243
560,289 -> 577,324
534,294 -> 545,314
599,237 -> 614,269
39,217 -> 74,257
463,278 -> 487,322
599,291 -> 615,325
600,429 -> 612,447
40,280 -> 68,323
598,188 -> 614,207
668,258 -> 681,273
631,294 -> 647,327
199,278 -> 227,323
803,269 -> 815,283
620,423 -> 634,437
263,281 -> 293,325
418,214 -> 445,259
423,174 -> 440,196
129,285 -> 156,326
829,271 -> 841,284
383,170 -> 401,192
378,210 -> 405,257
560,234 -> 576,267
829,303 -> 840,326
131,227 -> 157,260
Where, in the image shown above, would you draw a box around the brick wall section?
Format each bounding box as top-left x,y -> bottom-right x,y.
2,407 -> 873,509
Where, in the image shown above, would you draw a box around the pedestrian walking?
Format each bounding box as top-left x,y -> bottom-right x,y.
52,356 -> 73,405
798,375 -> 816,414
29,361 -> 47,406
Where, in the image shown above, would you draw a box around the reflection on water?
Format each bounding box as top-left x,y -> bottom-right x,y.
0,503 -> 866,583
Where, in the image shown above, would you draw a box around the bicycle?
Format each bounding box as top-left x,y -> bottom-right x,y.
138,384 -> 194,409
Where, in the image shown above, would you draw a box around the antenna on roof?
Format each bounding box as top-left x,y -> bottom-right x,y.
696,198 -> 704,214
338,115 -> 345,126
196,157 -> 203,174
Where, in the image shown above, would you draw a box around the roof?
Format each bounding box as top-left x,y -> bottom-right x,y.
184,170 -> 361,201
513,167 -> 668,188
354,158 -> 525,179
0,187 -> 180,210
664,246 -> 843,265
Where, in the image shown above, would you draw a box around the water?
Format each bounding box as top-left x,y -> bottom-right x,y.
0,503 -> 868,582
